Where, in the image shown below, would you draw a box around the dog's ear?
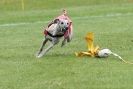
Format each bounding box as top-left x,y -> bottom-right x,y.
53,19 -> 60,23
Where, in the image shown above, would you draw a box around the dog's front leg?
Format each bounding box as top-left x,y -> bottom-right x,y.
37,43 -> 54,58
61,38 -> 67,47
36,38 -> 48,57
39,38 -> 59,57
61,35 -> 72,47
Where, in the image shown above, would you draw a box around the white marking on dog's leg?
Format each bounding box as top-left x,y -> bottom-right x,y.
37,43 -> 54,58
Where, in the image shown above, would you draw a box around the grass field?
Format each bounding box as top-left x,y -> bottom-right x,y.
0,0 -> 133,89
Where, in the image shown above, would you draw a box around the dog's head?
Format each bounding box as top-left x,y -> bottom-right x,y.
56,19 -> 69,32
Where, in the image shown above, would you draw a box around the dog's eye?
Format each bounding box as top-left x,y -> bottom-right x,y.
61,22 -> 64,24
67,23 -> 69,25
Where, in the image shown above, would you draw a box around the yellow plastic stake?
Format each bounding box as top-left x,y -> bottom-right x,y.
21,0 -> 25,11
85,32 -> 94,54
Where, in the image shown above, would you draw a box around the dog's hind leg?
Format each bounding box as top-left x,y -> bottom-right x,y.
36,38 -> 48,57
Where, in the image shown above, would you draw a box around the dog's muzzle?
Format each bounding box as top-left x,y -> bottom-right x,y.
62,27 -> 68,32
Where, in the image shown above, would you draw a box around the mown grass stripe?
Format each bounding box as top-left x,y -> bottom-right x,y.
0,12 -> 133,27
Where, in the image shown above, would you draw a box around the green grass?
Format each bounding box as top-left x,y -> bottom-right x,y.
0,0 -> 133,89
0,0 -> 131,11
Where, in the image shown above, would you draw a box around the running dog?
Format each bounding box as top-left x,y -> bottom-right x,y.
36,10 -> 73,58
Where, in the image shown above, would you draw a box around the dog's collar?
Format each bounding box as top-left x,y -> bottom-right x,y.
47,31 -> 64,38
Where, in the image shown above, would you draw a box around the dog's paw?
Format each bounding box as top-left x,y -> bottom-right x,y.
36,54 -> 42,58
36,55 -> 41,58
35,52 -> 41,58
36,53 -> 44,58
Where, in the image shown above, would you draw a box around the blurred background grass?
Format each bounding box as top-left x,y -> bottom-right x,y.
0,0 -> 133,11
